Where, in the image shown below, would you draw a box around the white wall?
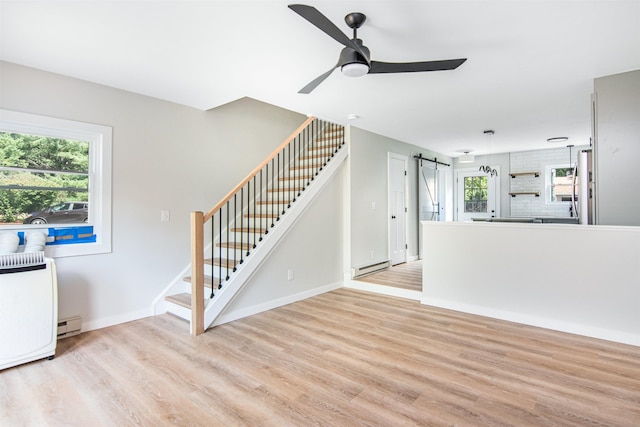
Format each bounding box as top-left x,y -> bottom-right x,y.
0,61 -> 334,330
594,69 -> 640,226
422,221 -> 640,346
349,126 -> 452,269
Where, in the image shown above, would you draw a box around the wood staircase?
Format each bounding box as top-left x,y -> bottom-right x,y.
163,118 -> 347,334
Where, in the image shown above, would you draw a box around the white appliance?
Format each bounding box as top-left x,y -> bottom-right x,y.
573,149 -> 595,225
0,252 -> 58,370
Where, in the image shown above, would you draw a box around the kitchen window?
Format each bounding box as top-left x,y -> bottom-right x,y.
546,164 -> 577,204
0,109 -> 112,257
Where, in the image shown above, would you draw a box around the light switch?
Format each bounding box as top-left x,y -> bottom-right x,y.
161,210 -> 170,222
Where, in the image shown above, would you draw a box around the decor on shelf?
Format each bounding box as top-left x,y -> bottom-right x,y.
479,130 -> 498,177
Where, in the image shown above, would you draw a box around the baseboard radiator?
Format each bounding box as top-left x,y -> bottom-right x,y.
352,260 -> 391,278
58,316 -> 82,339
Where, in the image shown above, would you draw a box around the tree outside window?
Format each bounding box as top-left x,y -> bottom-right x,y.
0,132 -> 89,224
464,176 -> 488,213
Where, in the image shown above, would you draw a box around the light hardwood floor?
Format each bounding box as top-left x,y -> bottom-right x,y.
2,288 -> 639,426
356,260 -> 422,291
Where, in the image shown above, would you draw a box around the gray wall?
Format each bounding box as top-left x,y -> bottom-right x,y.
350,126 -> 452,269
221,166 -> 345,317
594,69 -> 640,226
0,61 -> 343,329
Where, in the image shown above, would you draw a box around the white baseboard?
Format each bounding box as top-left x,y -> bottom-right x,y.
421,297 -> 640,347
344,279 -> 422,301
81,308 -> 153,333
213,281 -> 343,326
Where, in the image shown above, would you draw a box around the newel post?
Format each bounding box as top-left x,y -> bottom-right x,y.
190,211 -> 205,336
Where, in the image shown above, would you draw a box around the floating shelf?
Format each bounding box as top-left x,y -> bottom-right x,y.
510,172 -> 539,178
509,192 -> 540,197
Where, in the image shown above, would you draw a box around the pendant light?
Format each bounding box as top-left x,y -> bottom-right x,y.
479,130 -> 498,177
459,151 -> 475,163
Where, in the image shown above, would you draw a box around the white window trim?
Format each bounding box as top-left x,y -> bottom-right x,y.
545,163 -> 574,205
0,109 -> 112,257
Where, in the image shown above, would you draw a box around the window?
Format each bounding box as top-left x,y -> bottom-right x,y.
0,109 -> 112,257
463,176 -> 488,213
546,164 -> 577,203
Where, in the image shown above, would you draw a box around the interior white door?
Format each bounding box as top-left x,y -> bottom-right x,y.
420,163 -> 443,222
389,153 -> 407,265
456,169 -> 500,221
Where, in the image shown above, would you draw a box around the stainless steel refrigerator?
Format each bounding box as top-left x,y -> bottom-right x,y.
575,149 -> 595,225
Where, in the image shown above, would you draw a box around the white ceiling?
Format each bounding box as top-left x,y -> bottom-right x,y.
2,1 -> 639,158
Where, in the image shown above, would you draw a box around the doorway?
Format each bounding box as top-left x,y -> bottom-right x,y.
388,153 -> 407,265
456,168 -> 500,221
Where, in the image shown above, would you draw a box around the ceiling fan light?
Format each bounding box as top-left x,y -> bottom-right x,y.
341,62 -> 369,77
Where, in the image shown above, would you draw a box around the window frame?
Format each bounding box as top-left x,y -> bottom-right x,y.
545,163 -> 576,205
463,175 -> 489,213
0,109 -> 112,257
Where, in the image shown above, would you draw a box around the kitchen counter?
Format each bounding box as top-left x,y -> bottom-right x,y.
472,217 -> 580,224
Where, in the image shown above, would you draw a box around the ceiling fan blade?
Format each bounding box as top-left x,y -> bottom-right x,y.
298,64 -> 338,94
288,4 -> 370,63
369,58 -> 467,74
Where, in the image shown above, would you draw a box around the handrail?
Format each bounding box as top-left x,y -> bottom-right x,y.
204,115 -> 316,222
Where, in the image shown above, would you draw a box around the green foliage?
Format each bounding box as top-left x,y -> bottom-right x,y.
0,132 -> 89,223
554,167 -> 572,178
463,176 -> 488,213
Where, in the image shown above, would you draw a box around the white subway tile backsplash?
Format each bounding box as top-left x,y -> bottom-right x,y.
509,146 -> 588,218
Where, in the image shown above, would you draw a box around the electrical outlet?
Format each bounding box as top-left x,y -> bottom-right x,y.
370,250 -> 375,260
287,269 -> 294,281
371,201 -> 376,210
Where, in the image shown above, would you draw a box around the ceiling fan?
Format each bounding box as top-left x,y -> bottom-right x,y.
288,4 -> 467,94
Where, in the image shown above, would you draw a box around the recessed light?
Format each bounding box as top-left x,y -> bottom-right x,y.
347,114 -> 360,120
547,137 -> 569,143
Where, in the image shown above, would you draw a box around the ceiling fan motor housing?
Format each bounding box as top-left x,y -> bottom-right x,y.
339,39 -> 370,71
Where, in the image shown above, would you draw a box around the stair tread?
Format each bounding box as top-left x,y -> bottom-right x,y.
230,227 -> 267,232
217,241 -> 253,250
205,257 -> 238,268
309,144 -> 340,150
268,187 -> 302,192
290,164 -> 322,170
257,200 -> 290,205
280,175 -> 312,181
244,212 -> 279,218
165,292 -> 193,309
183,275 -> 219,286
299,154 -> 331,160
